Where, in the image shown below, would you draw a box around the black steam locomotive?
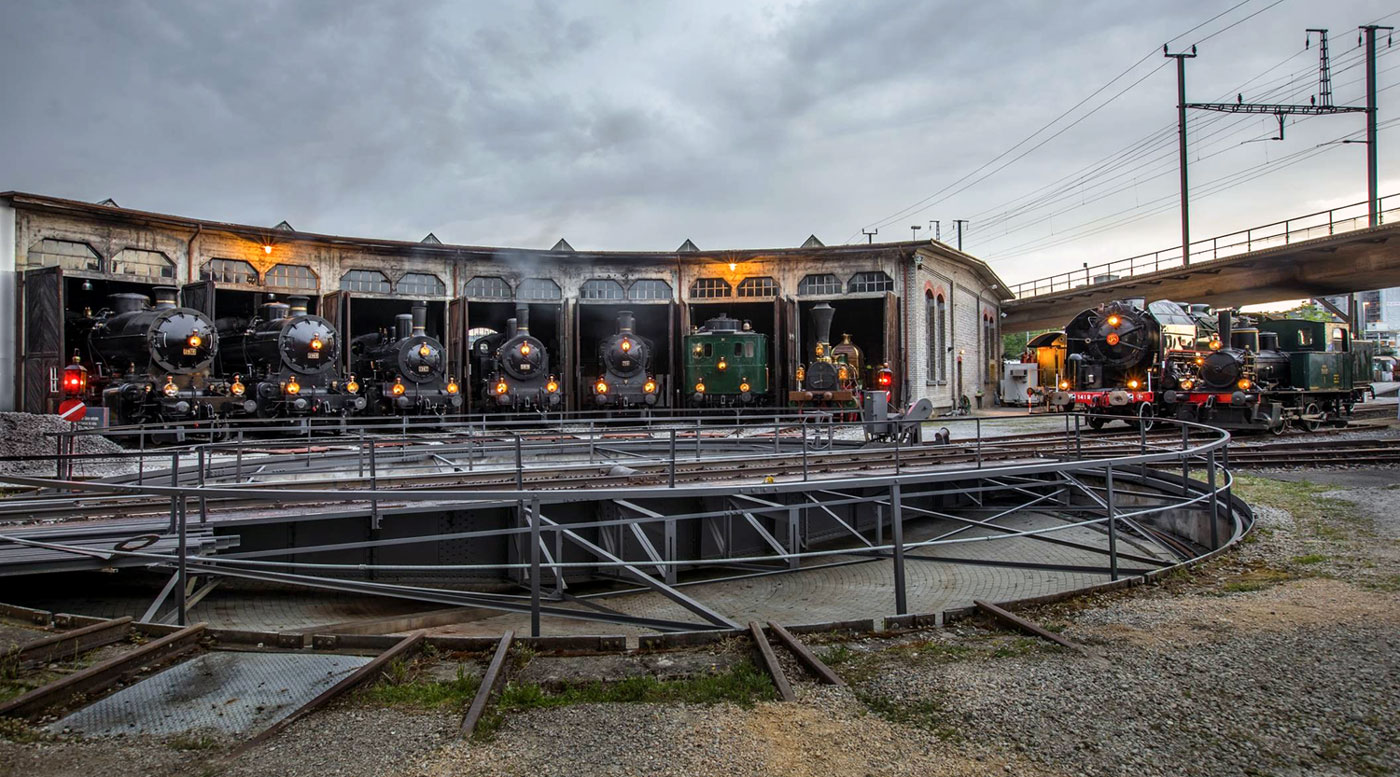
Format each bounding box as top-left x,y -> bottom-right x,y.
82,286 -> 247,425
217,296 -> 367,418
590,310 -> 661,408
350,301 -> 462,416
790,303 -> 862,406
471,304 -> 562,411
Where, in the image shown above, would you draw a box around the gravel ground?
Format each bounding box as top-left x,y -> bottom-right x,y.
0,412 -> 131,479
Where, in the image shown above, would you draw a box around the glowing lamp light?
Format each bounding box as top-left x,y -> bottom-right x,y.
643,379 -> 657,394
446,379 -> 459,395
1105,333 -> 1121,346
1209,338 -> 1222,351
595,380 -> 609,394
1195,356 -> 1205,366
1237,378 -> 1252,390
263,244 -> 272,255
717,358 -> 728,371
739,381 -> 750,393
796,366 -> 806,382
814,344 -> 825,357
187,334 -> 203,348
695,382 -> 706,393
878,371 -> 893,387
621,339 -> 632,352
345,376 -> 360,394
1127,378 -> 1141,390
1179,378 -> 1194,390
284,378 -> 300,396
391,379 -> 406,396
693,345 -> 703,356
728,262 -> 737,271
63,357 -> 88,396
1106,314 -> 1121,327
419,343 -> 433,357
495,381 -> 509,395
231,376 -> 246,397
310,336 -> 324,351
546,379 -> 559,393
520,342 -> 531,356
162,378 -> 180,397
1059,380 -> 1070,390
837,366 -> 849,380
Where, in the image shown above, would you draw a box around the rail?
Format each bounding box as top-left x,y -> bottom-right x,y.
1009,195 -> 1400,299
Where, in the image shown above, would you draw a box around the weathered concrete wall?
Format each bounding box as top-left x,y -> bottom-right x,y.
0,202 -> 14,411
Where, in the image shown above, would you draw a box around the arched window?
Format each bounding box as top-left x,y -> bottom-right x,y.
737,276 -> 778,298
202,258 -> 258,285
518,278 -> 562,301
925,292 -> 936,384
580,279 -> 625,301
935,295 -> 947,383
397,272 -> 445,297
463,276 -> 512,299
797,273 -> 841,296
689,278 -> 731,299
265,263 -> 319,291
111,248 -> 174,279
848,271 -> 894,294
628,279 -> 672,301
341,269 -> 391,294
25,239 -> 100,273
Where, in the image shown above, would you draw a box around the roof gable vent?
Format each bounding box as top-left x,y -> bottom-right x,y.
677,239 -> 700,253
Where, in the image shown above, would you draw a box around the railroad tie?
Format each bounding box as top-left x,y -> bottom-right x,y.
748,621 -> 795,702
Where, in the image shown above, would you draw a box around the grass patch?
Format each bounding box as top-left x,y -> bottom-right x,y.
168,730 -> 220,750
474,661 -> 775,740
818,644 -> 857,666
360,663 -> 481,709
1218,565 -> 1293,593
0,717 -> 45,743
1291,553 -> 1328,565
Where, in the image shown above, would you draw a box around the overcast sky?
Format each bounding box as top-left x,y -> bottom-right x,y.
1,0 -> 1396,288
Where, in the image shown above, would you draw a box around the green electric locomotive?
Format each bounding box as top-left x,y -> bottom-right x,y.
683,315 -> 769,406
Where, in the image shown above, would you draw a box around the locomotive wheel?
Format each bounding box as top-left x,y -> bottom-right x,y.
1136,402 -> 1155,432
1301,402 -> 1322,433
1269,418 -> 1288,436
1087,417 -> 1107,431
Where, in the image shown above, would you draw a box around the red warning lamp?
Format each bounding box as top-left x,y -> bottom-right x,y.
62,356 -> 88,398
877,369 -> 893,388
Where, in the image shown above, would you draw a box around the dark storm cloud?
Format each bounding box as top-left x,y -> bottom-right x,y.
1,0 -> 1394,276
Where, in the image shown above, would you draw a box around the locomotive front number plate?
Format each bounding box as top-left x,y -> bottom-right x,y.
417,366 -> 430,373
182,348 -> 198,356
520,364 -> 531,371
307,352 -> 320,359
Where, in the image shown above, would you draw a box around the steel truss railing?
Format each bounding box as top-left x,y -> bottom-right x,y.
0,414 -> 1246,637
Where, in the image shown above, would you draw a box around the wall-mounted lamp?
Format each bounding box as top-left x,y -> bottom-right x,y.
728,262 -> 737,272
263,244 -> 273,255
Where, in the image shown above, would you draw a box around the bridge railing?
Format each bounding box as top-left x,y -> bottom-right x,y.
1009,194 -> 1400,299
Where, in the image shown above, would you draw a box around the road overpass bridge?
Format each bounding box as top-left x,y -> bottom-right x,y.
1002,196 -> 1400,333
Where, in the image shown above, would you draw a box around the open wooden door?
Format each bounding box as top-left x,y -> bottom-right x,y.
320,290 -> 351,373
21,267 -> 64,414
447,296 -> 468,413
781,296 -> 799,400
883,291 -> 902,407
181,280 -> 216,319
677,302 -> 691,408
666,301 -> 676,408
565,298 -> 579,411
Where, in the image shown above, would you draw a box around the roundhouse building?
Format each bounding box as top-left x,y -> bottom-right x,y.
0,192 -> 1012,414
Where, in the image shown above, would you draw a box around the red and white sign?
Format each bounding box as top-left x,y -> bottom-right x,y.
57,399 -> 87,422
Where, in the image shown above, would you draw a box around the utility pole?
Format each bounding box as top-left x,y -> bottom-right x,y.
952,219 -> 969,252
862,228 -> 878,244
1361,25 -> 1393,227
909,224 -> 922,241
930,220 -> 941,242
1165,44 -> 1197,266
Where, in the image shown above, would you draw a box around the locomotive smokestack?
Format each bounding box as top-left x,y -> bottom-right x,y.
395,313 -> 414,341
288,296 -> 309,316
617,310 -> 635,333
262,302 -> 291,320
107,293 -> 149,315
410,301 -> 427,334
152,286 -> 178,310
506,317 -> 518,340
515,304 -> 530,334
811,303 -> 836,348
1216,309 -> 1232,346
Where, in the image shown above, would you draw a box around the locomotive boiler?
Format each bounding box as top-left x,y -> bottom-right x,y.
474,304 -> 562,411
217,296 -> 366,418
84,286 -> 247,425
350,301 -> 462,415
590,310 -> 661,408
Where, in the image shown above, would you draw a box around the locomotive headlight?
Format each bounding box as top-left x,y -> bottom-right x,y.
1209,338 -> 1222,351
1105,333 -> 1120,346
1237,378 -> 1252,390
837,366 -> 849,380
392,379 -> 406,396
346,376 -> 360,394
446,378 -> 459,395
693,344 -> 703,356
1059,380 -> 1070,390
815,344 -> 824,357
739,381 -> 750,393
162,377 -> 179,397
546,379 -> 559,393
519,342 -> 531,356
495,381 -> 509,395
796,366 -> 806,382
419,343 -> 433,358
1127,378 -> 1141,390
643,379 -> 657,394
1195,356 -> 1205,365
717,358 -> 728,371
621,339 -> 632,353
187,334 -> 203,348
595,380 -> 609,394
695,382 -> 706,393
285,378 -> 301,395
1106,314 -> 1121,328
1179,378 -> 1194,390
230,376 -> 246,397
310,336 -> 324,351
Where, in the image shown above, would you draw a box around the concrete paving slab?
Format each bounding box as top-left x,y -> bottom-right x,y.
47,651 -> 371,737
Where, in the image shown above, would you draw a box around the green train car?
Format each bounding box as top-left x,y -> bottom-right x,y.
683,315 -> 770,406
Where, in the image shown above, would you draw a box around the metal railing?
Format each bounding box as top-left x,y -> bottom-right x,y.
1010,195 -> 1400,299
